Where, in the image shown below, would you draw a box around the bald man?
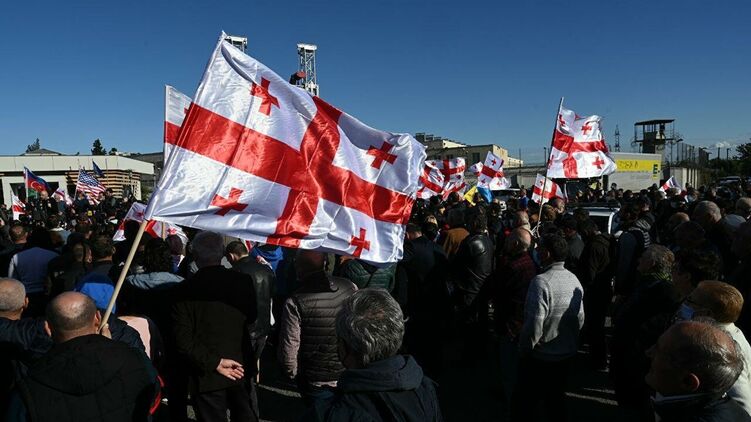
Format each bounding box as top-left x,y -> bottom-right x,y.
647,321 -> 751,421
12,292 -> 159,421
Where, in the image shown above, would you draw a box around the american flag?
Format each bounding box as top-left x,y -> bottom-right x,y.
76,169 -> 106,205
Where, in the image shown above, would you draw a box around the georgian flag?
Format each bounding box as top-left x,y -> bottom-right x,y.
53,187 -> 73,206
12,195 -> 25,220
416,162 -> 445,199
442,179 -> 467,200
164,85 -> 192,165
659,176 -> 682,193
113,202 -> 188,245
476,152 -> 511,190
547,105 -> 616,179
531,174 -> 566,204
146,33 -> 426,264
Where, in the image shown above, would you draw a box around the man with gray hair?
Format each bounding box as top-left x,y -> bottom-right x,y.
309,288 -> 442,421
173,231 -> 258,421
693,200 -> 734,278
647,321 -> 751,421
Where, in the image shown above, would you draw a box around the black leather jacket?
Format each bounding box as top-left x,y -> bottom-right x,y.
453,232 -> 493,299
232,256 -> 275,339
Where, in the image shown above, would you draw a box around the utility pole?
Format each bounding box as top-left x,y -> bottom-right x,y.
543,147 -> 547,165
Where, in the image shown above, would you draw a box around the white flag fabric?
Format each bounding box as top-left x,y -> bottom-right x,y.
547,105 -> 616,179
12,195 -> 25,220
164,85 -> 193,165
146,34 -> 426,264
476,152 -> 511,190
531,174 -> 566,204
114,202 -> 188,245
416,162 -> 445,199
53,187 -> 73,206
659,176 -> 682,193
468,162 -> 483,177
442,179 -> 467,200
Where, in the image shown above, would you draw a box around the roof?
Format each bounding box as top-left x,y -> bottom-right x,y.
21,148 -> 62,156
634,119 -> 675,126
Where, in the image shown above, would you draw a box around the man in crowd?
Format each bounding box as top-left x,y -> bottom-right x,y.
679,281 -> 751,415
513,233 -> 584,420
647,321 -> 750,421
225,240 -> 276,419
615,201 -> 653,297
8,227 -> 58,317
0,225 -> 27,278
173,231 -> 258,421
278,250 -> 357,407
310,288 -> 443,421
8,292 -> 160,421
693,201 -> 734,277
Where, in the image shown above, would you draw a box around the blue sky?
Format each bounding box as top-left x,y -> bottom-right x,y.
1,0 -> 749,163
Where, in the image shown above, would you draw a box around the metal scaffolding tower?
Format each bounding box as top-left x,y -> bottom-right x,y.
614,125 -> 621,152
295,43 -> 319,96
225,35 -> 247,53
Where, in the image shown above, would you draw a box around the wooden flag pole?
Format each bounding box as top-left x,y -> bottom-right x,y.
99,219 -> 148,331
535,97 -> 564,236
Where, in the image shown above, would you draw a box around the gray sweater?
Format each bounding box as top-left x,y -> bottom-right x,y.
519,261 -> 585,361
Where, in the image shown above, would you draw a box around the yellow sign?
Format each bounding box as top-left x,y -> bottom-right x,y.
616,159 -> 661,178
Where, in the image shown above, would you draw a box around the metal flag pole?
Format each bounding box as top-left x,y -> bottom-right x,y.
535,97 -> 564,235
99,219 -> 148,331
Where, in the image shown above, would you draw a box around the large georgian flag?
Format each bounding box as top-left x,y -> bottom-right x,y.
164,85 -> 192,164
531,174 -> 567,204
146,34 -> 426,264
547,105 -> 616,178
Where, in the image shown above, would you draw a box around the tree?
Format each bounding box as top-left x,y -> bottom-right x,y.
108,147 -> 119,155
91,139 -> 106,155
737,140 -> 751,175
25,138 -> 41,153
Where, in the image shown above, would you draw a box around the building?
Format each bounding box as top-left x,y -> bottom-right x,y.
415,133 -> 523,167
0,149 -> 154,207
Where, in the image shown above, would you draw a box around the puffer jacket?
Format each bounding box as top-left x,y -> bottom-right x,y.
337,259 -> 396,292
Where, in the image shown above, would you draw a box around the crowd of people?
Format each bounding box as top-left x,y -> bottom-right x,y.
0,177 -> 751,421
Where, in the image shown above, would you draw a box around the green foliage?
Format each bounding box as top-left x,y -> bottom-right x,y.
91,139 -> 107,155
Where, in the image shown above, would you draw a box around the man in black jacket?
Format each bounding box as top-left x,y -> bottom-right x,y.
225,240 -> 275,419
8,292 -> 160,421
647,321 -> 750,422
399,223 -> 449,378
173,232 -> 257,422
310,288 -> 442,421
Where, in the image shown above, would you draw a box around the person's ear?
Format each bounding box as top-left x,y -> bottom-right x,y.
683,373 -> 701,393
94,310 -> 102,327
23,297 -> 29,310
44,320 -> 52,338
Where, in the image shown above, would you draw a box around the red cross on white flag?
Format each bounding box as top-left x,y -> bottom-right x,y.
476,152 -> 510,190
113,202 -> 188,246
11,195 -> 25,221
164,85 -> 193,167
531,174 -> 567,205
416,158 -> 466,199
547,104 -> 617,179
147,33 -> 426,264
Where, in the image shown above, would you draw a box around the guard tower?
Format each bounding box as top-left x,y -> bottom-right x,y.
633,119 -> 675,155
293,43 -> 319,96
225,35 -> 247,52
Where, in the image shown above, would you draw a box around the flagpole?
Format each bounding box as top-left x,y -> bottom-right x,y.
536,97 -> 564,234
99,219 -> 148,332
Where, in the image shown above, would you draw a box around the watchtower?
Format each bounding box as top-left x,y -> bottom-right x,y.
292,43 -> 319,96
633,119 -> 676,156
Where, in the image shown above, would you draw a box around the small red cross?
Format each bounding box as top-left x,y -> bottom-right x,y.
592,157 -> 606,169
366,142 -> 397,169
349,228 -> 370,258
490,159 -> 497,166
581,122 -> 593,135
558,114 -> 567,129
211,187 -> 248,216
250,78 -> 280,116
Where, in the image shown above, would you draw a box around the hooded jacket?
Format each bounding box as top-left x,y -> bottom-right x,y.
14,334 -> 159,422
311,355 -> 442,422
